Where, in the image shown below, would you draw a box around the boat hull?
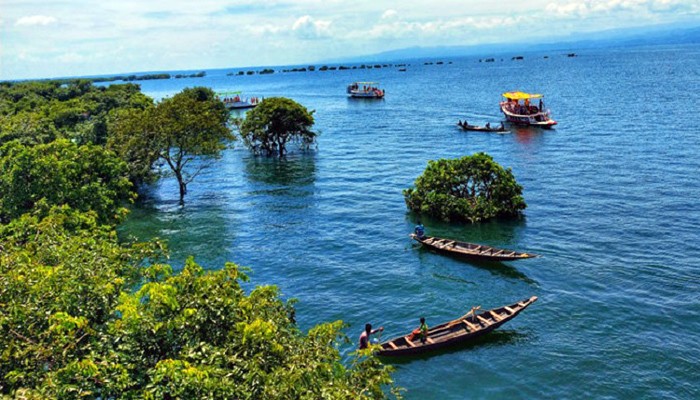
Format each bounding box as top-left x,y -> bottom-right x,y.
411,234 -> 538,262
349,92 -> 384,99
500,102 -> 556,128
458,123 -> 508,133
378,296 -> 538,356
225,102 -> 256,110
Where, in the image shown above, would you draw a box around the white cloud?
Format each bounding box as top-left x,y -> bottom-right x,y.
15,15 -> 57,26
545,0 -> 698,18
381,9 -> 398,20
2,0 -> 699,79
292,15 -> 332,39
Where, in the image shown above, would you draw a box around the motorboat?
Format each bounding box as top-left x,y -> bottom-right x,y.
347,81 -> 385,99
218,91 -> 260,109
500,91 -> 556,128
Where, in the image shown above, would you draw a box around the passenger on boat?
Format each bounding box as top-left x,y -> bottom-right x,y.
500,122 -> 505,130
486,122 -> 491,129
359,323 -> 384,349
408,317 -> 429,343
414,221 -> 425,239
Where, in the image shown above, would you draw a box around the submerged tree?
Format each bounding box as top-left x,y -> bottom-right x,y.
109,87 -> 233,203
404,152 -> 526,223
238,97 -> 316,157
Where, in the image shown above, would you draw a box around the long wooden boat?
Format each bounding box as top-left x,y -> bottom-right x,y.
457,121 -> 508,133
410,234 -> 539,261
378,296 -> 538,356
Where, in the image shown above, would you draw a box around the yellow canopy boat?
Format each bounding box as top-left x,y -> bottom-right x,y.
500,91 -> 557,128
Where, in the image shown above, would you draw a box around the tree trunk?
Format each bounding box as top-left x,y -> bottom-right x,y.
278,138 -> 285,158
175,169 -> 187,204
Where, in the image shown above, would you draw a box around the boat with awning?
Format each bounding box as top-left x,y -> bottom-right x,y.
217,91 -> 260,109
500,91 -> 556,128
347,81 -> 385,99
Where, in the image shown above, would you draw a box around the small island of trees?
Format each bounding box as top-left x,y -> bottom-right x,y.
404,153 -> 526,223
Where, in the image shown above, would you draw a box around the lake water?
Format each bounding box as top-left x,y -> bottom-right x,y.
120,43 -> 700,399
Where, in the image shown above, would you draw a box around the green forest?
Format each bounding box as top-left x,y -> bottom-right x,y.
0,80 -> 399,399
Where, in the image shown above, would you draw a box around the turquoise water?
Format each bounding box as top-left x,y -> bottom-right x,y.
120,44 -> 700,399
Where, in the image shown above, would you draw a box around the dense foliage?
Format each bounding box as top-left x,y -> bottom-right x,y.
0,139 -> 134,225
404,152 -> 526,222
108,87 -> 233,202
0,80 -> 152,147
0,209 -> 398,399
238,97 -> 316,157
0,80 -> 398,398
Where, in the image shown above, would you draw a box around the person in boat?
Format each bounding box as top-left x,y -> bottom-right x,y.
359,323 -> 383,349
414,221 -> 425,239
500,122 -> 505,130
408,317 -> 429,343
485,122 -> 491,129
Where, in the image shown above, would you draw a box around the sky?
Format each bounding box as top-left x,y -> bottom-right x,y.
1,0 -> 699,80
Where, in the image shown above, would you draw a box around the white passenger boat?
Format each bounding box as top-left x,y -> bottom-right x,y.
500,91 -> 556,128
347,81 -> 385,99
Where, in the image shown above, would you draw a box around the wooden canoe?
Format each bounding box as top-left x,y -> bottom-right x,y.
457,122 -> 508,133
378,296 -> 538,356
410,234 -> 539,262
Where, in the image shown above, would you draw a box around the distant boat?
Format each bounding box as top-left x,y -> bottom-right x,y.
347,81 -> 385,99
457,121 -> 508,133
410,234 -> 539,262
378,296 -> 538,356
218,91 -> 260,109
500,91 -> 557,128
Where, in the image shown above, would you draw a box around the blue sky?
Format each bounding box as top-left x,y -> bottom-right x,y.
1,0 -> 698,80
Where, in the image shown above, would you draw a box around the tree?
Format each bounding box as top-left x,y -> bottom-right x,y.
0,139 -> 135,225
108,87 -> 233,203
0,207 -> 165,396
107,106 -> 160,186
0,213 -> 399,398
238,97 -> 316,157
403,152 -> 526,223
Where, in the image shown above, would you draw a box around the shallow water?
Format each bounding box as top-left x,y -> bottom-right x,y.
120,43 -> 700,399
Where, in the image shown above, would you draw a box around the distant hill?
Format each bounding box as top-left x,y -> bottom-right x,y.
330,24 -> 700,63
